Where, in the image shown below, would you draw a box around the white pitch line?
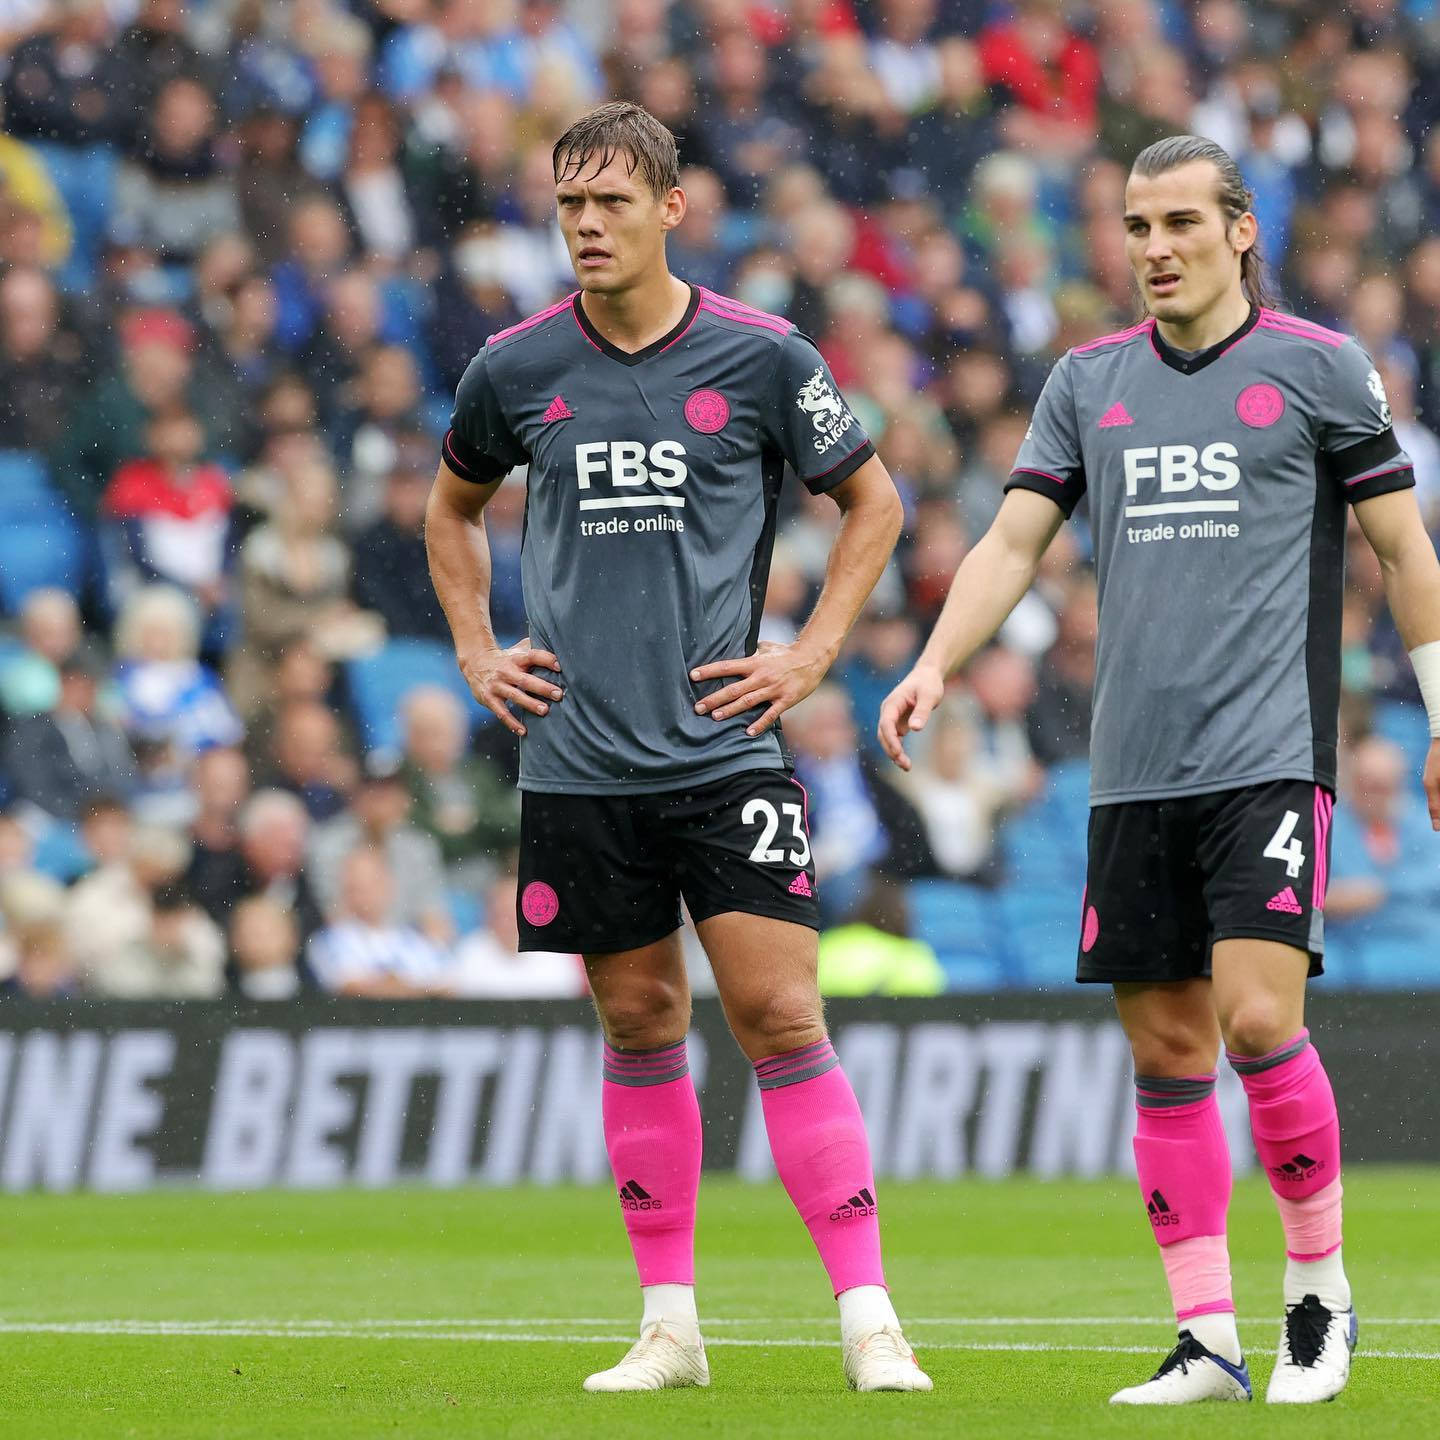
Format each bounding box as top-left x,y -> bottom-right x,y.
6,1315 -> 1440,1329
0,1321 -> 1435,1361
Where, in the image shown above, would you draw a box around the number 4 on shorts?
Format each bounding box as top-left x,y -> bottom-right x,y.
1263,810 -> 1306,879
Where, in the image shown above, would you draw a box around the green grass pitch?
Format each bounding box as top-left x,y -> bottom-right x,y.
1,1170 -> 1435,1438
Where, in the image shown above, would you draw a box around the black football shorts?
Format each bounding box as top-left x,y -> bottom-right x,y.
516,768 -> 820,954
1077,779 -> 1334,983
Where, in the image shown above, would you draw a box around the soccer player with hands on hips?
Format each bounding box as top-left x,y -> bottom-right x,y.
427,103 -> 931,1394
881,135 -> 1440,1407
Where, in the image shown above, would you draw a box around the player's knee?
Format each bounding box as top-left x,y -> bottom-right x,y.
1219,995 -> 1294,1059
1127,1021 -> 1216,1077
596,981 -> 690,1050
729,992 -> 824,1061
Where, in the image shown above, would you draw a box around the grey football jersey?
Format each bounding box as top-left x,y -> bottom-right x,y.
444,284 -> 874,794
1006,306 -> 1415,805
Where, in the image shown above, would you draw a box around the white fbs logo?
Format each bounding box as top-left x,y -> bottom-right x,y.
1122,443 -> 1240,519
574,440 -> 688,512
796,368 -> 857,455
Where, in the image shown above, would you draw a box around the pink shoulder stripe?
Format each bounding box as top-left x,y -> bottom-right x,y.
488,293 -> 579,347
1258,314 -> 1344,349
1261,308 -> 1347,344
699,301 -> 790,337
1071,318 -> 1154,355
700,287 -> 791,329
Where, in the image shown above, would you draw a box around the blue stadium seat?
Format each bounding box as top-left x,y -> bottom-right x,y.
1315,927 -> 1356,983
0,451 -> 57,517
1373,699 -> 1432,774
447,887 -> 482,936
996,883 -> 1079,989
1352,936 -> 1439,991
345,638 -> 491,757
999,807 -> 1076,889
908,879 -> 1014,988
1045,759 -> 1090,805
0,516 -> 87,613
30,822 -> 91,883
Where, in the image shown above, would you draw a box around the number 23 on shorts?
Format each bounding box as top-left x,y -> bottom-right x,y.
743,796 -> 812,867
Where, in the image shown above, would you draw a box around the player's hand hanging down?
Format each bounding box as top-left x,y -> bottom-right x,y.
877,663 -> 947,772
690,642 -> 829,737
459,639 -> 564,737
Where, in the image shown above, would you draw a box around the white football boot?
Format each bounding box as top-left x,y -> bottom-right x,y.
582,1320 -> 710,1392
842,1325 -> 934,1392
1266,1293 -> 1357,1403
1110,1331 -> 1252,1405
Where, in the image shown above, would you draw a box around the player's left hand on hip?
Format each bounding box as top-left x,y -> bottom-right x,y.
689,642 -> 827,737
1424,739 -> 1440,831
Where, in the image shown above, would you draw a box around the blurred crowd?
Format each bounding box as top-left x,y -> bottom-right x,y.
0,0 -> 1437,998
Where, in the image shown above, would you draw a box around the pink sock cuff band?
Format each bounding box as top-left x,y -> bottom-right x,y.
603,1039 -> 689,1087
1228,1030 -> 1310,1075
755,1038 -> 839,1090
1178,1299 -> 1238,1322
1135,1072 -> 1217,1109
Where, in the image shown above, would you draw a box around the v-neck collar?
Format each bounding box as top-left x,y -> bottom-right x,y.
1150,304 -> 1260,375
572,284 -> 701,366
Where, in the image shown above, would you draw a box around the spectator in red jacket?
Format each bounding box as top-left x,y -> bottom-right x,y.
103,407 -> 233,630
979,0 -> 1100,157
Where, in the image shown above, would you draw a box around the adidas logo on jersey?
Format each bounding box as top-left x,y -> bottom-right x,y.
543,394 -> 573,423
618,1180 -> 662,1211
1266,886 -> 1304,914
1097,402 -> 1134,428
830,1187 -> 876,1221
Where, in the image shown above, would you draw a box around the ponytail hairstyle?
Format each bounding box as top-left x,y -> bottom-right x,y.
1128,135 -> 1280,315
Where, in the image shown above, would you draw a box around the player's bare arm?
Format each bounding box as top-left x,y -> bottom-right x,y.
690,455 -> 902,738
425,459 -> 564,738
878,488 -> 1064,770
1353,487 -> 1440,828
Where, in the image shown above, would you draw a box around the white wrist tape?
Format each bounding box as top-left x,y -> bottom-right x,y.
1411,640 -> 1440,738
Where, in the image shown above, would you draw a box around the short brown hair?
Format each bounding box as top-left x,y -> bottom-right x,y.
552,102 -> 679,200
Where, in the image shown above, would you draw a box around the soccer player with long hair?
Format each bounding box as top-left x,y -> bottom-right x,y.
427,103 -> 931,1394
880,135 -> 1440,1405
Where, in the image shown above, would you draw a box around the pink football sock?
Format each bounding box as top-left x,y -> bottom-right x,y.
1229,1030 -> 1343,1258
602,1039 -> 702,1286
756,1038 -> 885,1296
1132,1073 -> 1235,1320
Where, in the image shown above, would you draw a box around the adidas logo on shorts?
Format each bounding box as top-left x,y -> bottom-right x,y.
1266,886 -> 1304,914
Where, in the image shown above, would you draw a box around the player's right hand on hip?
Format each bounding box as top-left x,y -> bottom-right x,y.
877,663 -> 945,772
458,640 -> 564,737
